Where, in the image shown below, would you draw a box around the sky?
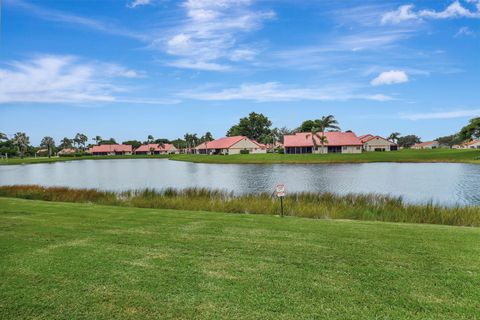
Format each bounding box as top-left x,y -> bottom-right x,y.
0,0 -> 479,144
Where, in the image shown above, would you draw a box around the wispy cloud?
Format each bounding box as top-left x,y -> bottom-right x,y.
127,0 -> 152,9
401,109 -> 480,120
181,82 -> 392,102
0,55 -> 176,105
455,26 -> 476,37
5,0 -> 148,41
382,1 -> 480,25
371,70 -> 409,86
158,0 -> 274,71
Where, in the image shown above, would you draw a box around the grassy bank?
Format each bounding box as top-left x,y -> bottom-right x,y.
0,154 -> 169,165
170,149 -> 480,164
1,198 -> 479,319
1,185 -> 479,227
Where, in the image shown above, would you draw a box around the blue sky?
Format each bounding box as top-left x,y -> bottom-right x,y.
0,0 -> 479,144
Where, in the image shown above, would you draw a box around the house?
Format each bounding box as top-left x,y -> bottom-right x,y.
360,134 -> 398,152
134,143 -> 178,155
88,144 -> 132,156
411,141 -> 439,149
58,148 -> 77,155
195,136 -> 267,155
466,140 -> 480,149
283,131 -> 363,154
35,149 -> 48,156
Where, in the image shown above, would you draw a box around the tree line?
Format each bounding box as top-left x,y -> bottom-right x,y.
1,115 -> 479,158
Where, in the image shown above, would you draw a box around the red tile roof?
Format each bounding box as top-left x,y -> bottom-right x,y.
59,148 -> 77,154
89,144 -> 132,153
134,143 -> 175,152
358,134 -> 374,143
361,135 -> 394,144
284,132 -> 363,147
466,140 -> 480,146
196,136 -> 262,149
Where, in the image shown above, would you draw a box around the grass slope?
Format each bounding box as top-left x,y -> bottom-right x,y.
1,198 -> 479,319
0,154 -> 169,166
171,149 -> 480,164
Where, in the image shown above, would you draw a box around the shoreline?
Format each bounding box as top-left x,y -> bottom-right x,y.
0,149 -> 479,166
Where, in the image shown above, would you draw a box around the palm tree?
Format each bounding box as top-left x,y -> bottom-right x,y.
306,128 -> 323,154
0,132 -> 7,141
388,132 -> 401,144
317,135 -> 328,153
147,135 -> 154,144
93,136 -> 102,145
40,136 -> 56,158
315,115 -> 340,154
60,137 -> 73,149
74,133 -> 88,151
12,132 -> 30,159
203,132 -> 213,154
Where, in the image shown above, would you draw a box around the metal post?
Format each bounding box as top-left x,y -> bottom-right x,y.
280,197 -> 284,217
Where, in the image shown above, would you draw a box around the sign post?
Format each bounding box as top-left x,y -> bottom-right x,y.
275,184 -> 286,217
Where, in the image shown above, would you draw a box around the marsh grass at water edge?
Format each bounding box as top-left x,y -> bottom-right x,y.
1,185 -> 479,227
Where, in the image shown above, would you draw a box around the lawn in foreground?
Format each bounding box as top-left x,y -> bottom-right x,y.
171,149 -> 480,164
1,198 -> 479,319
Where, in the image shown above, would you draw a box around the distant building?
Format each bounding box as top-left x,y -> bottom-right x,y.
58,148 -> 77,155
283,132 -> 363,154
411,141 -> 439,149
466,140 -> 480,149
195,136 -> 267,155
88,144 -> 132,156
359,134 -> 398,152
134,143 -> 178,155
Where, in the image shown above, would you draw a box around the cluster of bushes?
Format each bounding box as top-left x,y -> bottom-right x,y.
1,185 -> 479,227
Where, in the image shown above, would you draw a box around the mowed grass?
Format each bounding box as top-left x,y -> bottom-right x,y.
171,149 -> 480,164
0,154 -> 169,166
1,198 -> 480,319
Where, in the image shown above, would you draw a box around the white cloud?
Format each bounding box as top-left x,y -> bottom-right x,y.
6,0 -> 147,41
181,82 -> 392,102
161,0 -> 274,70
381,5 -> 418,24
455,26 -> 476,37
381,1 -> 480,24
127,0 -> 151,8
371,70 -> 409,86
401,109 -> 480,120
0,55 -> 175,105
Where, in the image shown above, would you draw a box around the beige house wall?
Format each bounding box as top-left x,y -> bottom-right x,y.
364,137 -> 395,151
469,141 -> 480,149
341,146 -> 362,154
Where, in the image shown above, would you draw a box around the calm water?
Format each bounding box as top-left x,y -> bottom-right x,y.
0,159 -> 479,206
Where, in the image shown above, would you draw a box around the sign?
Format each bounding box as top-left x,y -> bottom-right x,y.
276,184 -> 286,197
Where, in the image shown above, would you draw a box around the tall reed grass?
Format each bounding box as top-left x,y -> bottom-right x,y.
1,185 -> 479,227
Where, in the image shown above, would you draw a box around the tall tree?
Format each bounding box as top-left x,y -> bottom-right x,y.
147,135 -> 154,144
397,135 -> 421,148
459,117 -> 480,141
226,112 -> 272,141
40,136 -> 56,158
388,132 -> 401,143
12,132 -> 30,159
436,134 -> 462,147
60,137 -> 73,149
74,133 -> 88,151
93,136 -> 102,145
0,132 -> 7,141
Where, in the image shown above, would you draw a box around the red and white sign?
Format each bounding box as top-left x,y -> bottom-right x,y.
275,184 -> 286,197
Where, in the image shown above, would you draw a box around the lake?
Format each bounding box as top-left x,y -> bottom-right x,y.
0,159 -> 479,206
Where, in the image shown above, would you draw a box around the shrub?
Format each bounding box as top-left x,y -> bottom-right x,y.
240,149 -> 250,154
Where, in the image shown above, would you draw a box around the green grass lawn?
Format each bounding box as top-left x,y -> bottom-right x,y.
0,154 -> 169,166
171,149 -> 480,164
1,198 -> 479,319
